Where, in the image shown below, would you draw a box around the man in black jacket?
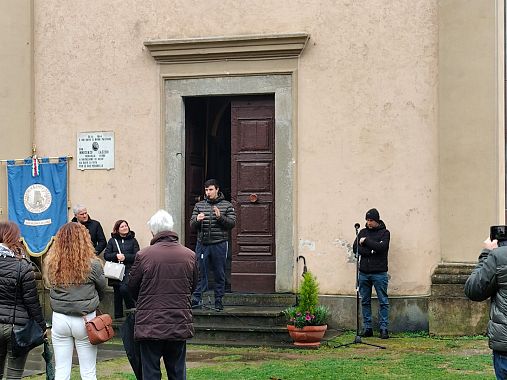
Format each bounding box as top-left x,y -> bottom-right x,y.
353,208 -> 391,339
71,204 -> 107,255
465,234 -> 507,379
189,179 -> 236,311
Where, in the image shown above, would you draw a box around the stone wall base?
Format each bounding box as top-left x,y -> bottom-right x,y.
429,263 -> 489,336
320,295 -> 428,332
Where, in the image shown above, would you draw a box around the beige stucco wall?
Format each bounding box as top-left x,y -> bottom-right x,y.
31,1 -> 502,296
0,0 -> 34,219
438,0 -> 505,262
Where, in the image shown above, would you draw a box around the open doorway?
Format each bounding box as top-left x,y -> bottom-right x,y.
184,95 -> 277,294
184,96 -> 232,290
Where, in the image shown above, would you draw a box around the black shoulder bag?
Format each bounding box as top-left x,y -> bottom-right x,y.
11,259 -> 45,357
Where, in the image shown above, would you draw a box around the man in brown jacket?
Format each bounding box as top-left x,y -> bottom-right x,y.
128,209 -> 198,380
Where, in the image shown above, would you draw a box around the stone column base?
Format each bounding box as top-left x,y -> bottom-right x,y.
429,263 -> 489,335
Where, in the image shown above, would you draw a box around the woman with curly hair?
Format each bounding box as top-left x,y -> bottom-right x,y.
44,222 -> 106,380
0,222 -> 46,379
104,219 -> 139,319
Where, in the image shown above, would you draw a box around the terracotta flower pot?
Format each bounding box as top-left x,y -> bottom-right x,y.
287,324 -> 328,347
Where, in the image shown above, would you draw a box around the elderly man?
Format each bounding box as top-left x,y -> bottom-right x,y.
71,204 -> 106,255
128,210 -> 198,380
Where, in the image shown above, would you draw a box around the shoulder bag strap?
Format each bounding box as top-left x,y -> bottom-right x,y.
11,260 -> 21,326
114,239 -> 123,263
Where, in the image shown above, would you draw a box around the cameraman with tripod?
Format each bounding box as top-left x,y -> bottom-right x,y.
465,226 -> 507,379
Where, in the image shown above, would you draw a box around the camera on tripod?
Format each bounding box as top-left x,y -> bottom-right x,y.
490,225 -> 507,246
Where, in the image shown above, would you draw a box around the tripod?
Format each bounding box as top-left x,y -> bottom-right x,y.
335,223 -> 385,349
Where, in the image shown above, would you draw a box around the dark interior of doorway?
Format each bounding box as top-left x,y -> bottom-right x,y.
184,96 -> 232,292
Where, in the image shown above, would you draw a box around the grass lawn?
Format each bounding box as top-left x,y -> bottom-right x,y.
25,331 -> 496,379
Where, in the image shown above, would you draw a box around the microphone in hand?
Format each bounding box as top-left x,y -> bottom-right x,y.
354,223 -> 360,230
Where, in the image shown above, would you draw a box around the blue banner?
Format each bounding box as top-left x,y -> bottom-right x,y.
7,158 -> 68,255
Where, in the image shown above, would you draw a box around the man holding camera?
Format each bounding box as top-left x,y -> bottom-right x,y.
353,208 -> 391,339
465,227 -> 507,379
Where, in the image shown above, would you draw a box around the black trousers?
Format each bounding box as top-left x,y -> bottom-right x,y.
139,340 -> 186,380
113,272 -> 135,318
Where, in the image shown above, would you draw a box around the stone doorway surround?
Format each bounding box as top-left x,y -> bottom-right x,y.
144,33 -> 309,292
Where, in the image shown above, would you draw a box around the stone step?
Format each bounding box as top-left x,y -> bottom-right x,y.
202,292 -> 296,307
191,299 -> 293,346
191,323 -> 293,347
193,305 -> 286,325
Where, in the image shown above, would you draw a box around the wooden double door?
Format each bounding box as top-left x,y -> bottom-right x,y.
185,96 -> 276,293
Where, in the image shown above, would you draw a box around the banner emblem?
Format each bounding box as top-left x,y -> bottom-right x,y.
24,184 -> 52,214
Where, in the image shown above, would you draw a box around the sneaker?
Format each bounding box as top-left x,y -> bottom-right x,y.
215,299 -> 224,311
380,329 -> 389,339
361,328 -> 373,337
191,298 -> 203,309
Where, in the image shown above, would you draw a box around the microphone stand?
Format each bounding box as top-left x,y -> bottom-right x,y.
335,223 -> 385,349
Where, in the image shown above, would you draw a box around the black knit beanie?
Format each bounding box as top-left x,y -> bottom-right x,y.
365,208 -> 380,223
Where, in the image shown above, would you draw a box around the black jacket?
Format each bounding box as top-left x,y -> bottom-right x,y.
353,221 -> 390,273
189,193 -> 236,245
71,216 -> 107,254
128,231 -> 198,341
465,246 -> 507,352
104,231 -> 140,269
0,248 -> 46,332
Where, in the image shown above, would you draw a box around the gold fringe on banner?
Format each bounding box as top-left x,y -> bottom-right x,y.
20,236 -> 55,257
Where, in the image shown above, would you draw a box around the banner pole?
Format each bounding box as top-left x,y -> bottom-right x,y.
0,155 -> 73,163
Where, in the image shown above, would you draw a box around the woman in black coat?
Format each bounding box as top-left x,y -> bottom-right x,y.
104,220 -> 140,319
0,222 -> 46,379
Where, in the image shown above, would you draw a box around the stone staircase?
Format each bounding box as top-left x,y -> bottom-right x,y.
108,292 -> 297,347
190,292 -> 297,347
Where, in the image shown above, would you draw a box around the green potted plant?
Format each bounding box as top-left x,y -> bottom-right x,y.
283,271 -> 330,347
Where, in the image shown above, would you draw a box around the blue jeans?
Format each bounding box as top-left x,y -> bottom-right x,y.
494,351 -> 507,379
193,241 -> 228,301
358,272 -> 389,330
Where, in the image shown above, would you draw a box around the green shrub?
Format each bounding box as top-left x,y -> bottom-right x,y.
284,272 -> 330,328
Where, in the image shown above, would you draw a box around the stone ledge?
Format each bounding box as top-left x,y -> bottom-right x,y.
144,33 -> 310,64
431,263 -> 476,284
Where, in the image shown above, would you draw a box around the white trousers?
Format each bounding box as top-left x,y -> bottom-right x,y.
51,311 -> 97,380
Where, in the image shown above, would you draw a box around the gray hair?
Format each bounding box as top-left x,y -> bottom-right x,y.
72,204 -> 86,215
147,210 -> 174,235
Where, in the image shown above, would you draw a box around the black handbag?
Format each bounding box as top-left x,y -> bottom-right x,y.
11,260 -> 45,357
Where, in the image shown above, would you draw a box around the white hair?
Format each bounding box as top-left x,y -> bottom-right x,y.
147,210 -> 174,235
72,204 -> 86,215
